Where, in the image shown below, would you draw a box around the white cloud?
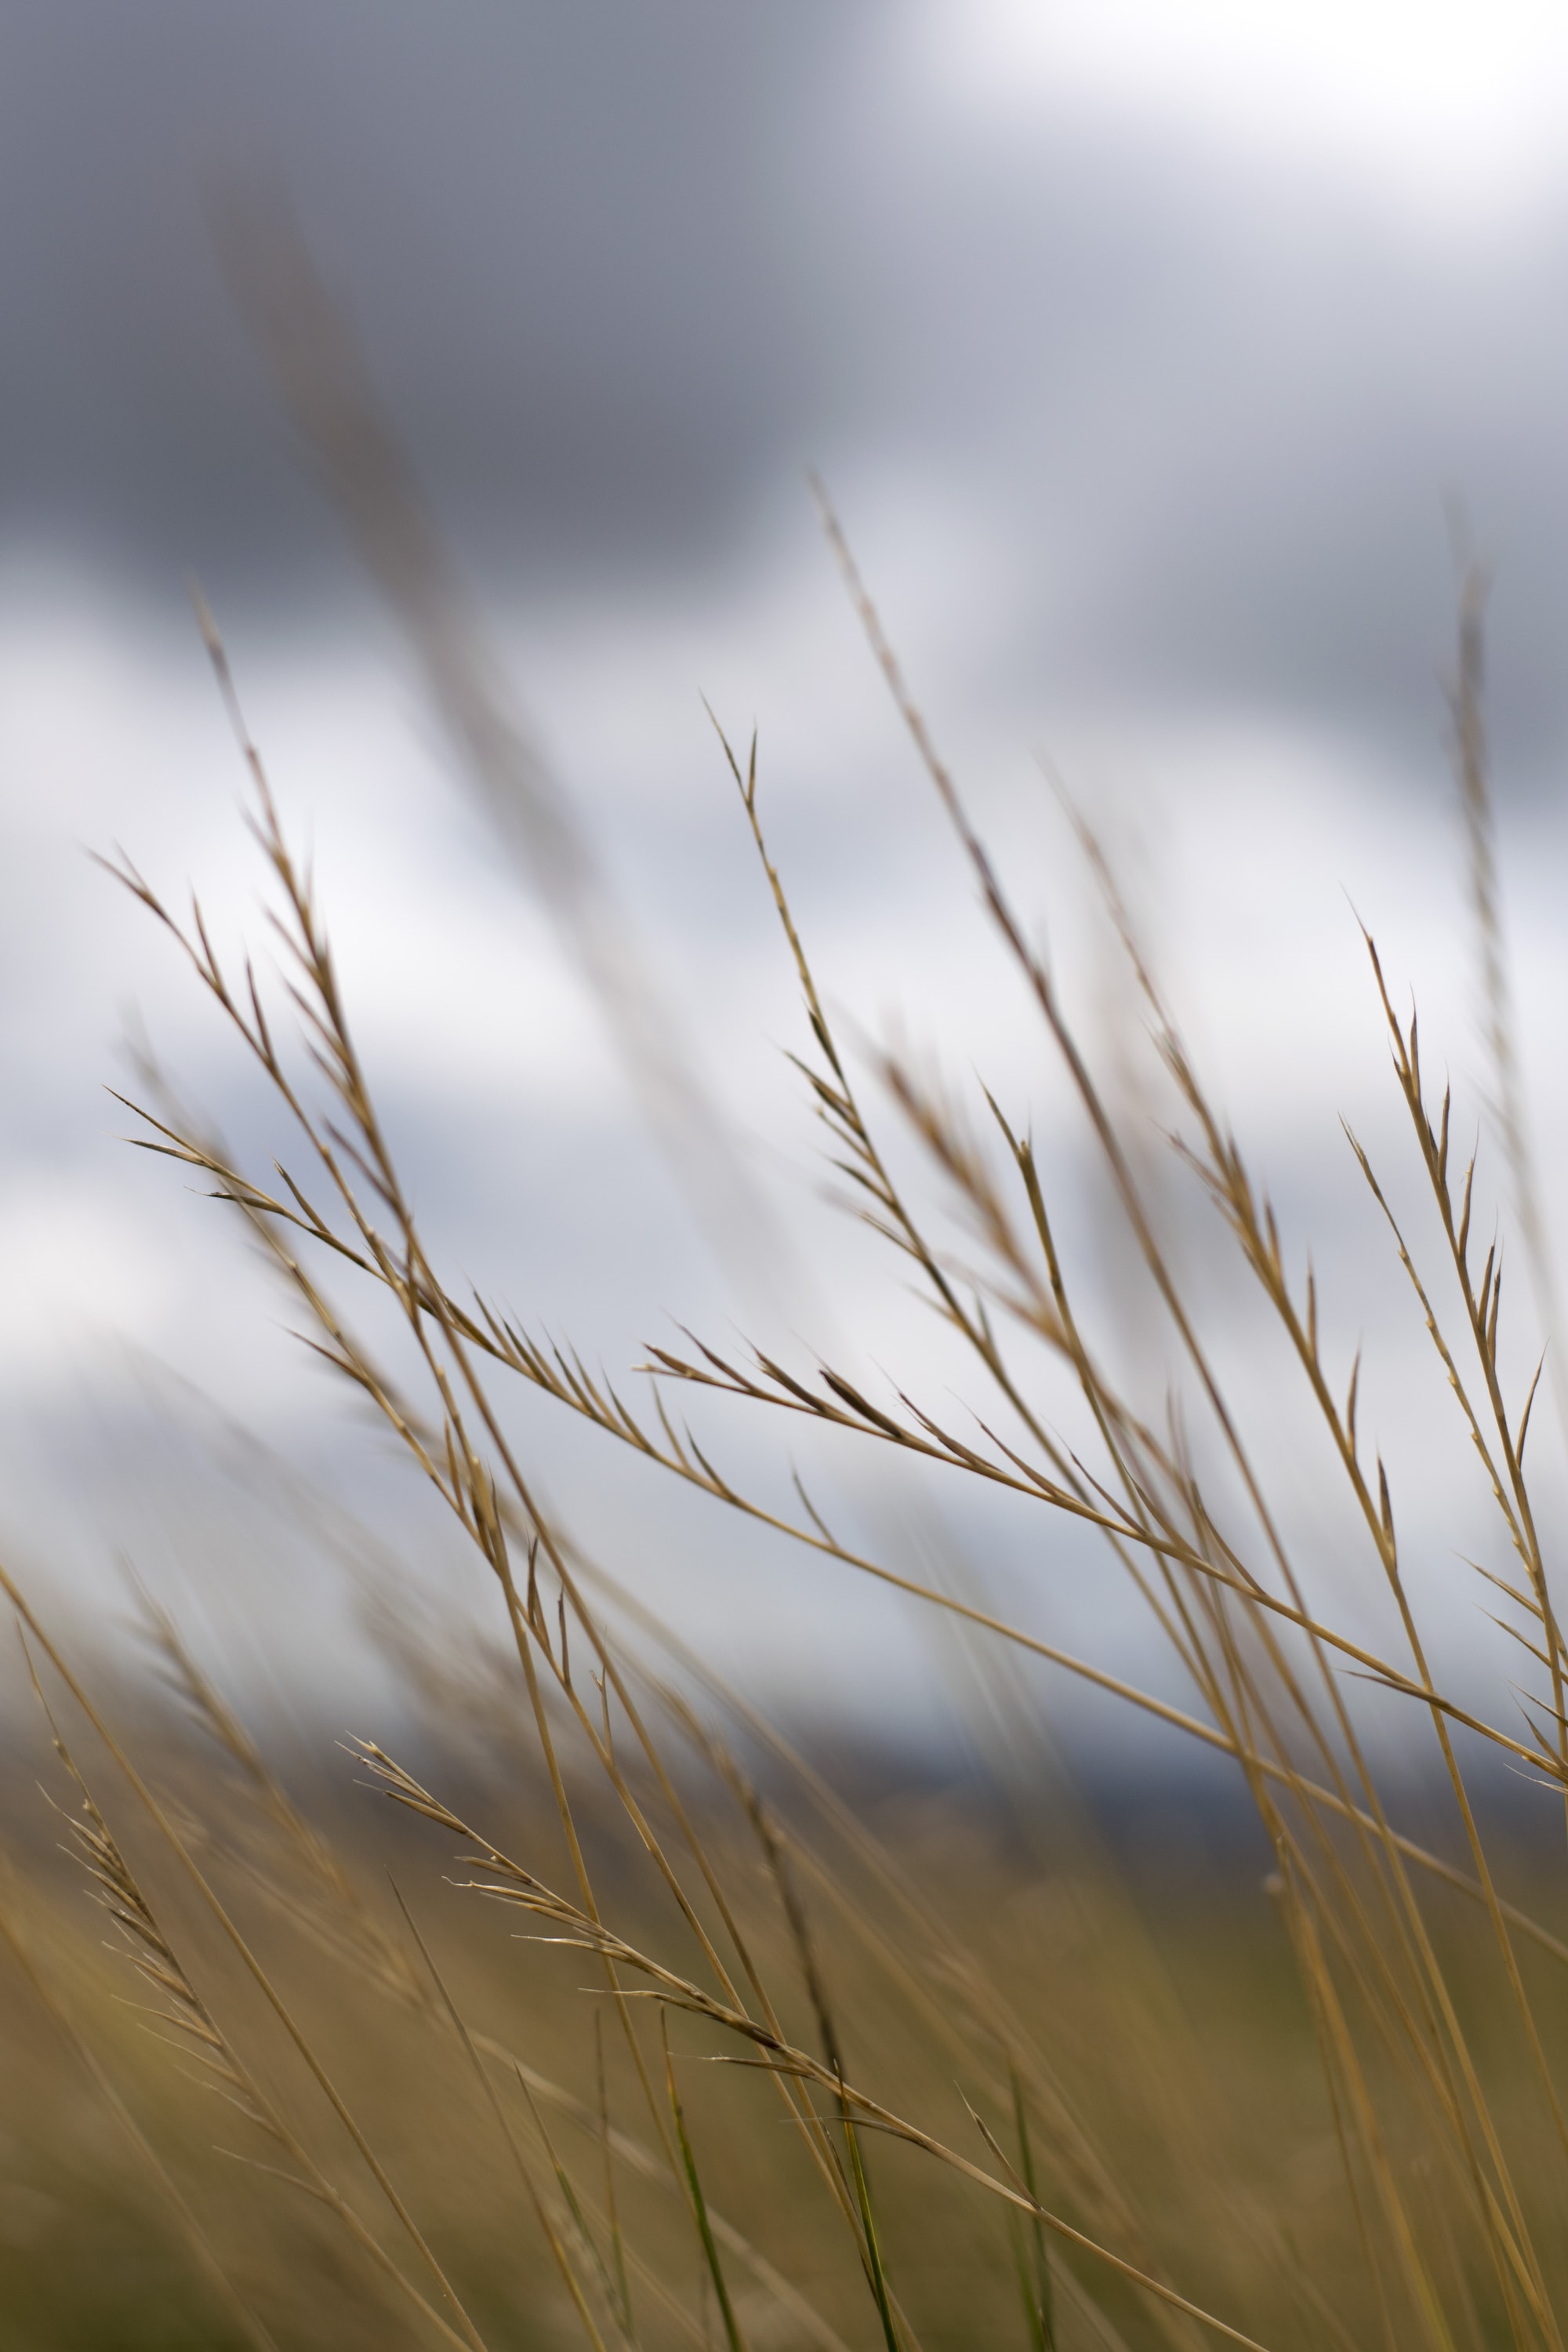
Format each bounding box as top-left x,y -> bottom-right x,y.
919,0 -> 1568,224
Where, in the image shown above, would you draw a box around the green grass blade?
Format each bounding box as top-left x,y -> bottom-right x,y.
596,2016 -> 635,2341
840,2090 -> 901,2352
665,2031 -> 749,2352
1011,2067 -> 1055,2352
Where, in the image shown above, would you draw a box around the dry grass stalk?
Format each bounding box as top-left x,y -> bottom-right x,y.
2,486 -> 1563,2350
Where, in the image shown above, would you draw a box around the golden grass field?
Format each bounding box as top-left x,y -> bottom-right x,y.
1,509 -> 1565,2352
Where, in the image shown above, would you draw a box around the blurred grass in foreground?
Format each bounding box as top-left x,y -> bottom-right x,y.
6,1674 -> 1566,2352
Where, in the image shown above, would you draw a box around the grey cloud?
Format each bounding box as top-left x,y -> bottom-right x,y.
6,2 -> 1568,779
0,0 -> 849,582
806,107 -> 1568,775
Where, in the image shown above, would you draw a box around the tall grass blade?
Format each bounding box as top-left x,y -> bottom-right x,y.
664,2024 -> 750,2352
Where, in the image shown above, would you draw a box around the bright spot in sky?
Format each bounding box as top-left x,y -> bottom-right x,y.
922,0 -> 1568,222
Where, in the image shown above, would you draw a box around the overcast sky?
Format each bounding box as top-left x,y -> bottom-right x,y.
3,1 -> 1567,1757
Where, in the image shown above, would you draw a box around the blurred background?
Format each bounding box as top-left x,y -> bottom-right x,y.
2,0 -> 1568,1757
